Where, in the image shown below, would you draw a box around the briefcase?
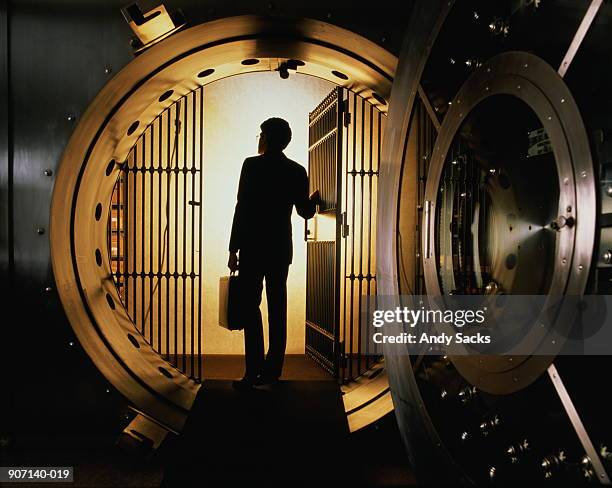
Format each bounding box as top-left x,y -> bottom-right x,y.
219,273 -> 245,330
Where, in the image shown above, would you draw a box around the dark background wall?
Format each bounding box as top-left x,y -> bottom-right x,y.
0,0 -> 413,454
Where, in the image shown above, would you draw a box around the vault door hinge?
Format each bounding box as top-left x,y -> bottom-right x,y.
343,110 -> 351,127
122,2 -> 186,54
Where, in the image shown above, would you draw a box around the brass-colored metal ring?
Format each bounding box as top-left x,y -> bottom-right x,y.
50,15 -> 397,432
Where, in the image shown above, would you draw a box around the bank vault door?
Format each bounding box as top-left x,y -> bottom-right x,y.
305,87 -> 384,381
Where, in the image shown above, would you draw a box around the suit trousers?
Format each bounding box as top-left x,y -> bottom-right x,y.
239,256 -> 290,380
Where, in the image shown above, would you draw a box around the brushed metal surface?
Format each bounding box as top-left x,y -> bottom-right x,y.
421,52 -> 596,394
377,0 -> 459,482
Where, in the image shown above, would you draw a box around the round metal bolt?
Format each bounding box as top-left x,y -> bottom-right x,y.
381,36 -> 387,43
66,114 -> 75,122
566,206 -> 572,212
104,66 -> 112,75
36,227 -> 45,235
68,341 -> 75,347
485,281 -> 498,294
44,169 -> 53,176
603,250 -> 612,264
580,171 -> 587,178
562,258 -> 567,265
44,286 -> 53,293
606,186 -> 612,197
578,264 -> 584,271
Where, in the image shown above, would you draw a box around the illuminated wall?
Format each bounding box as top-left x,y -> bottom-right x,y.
201,71 -> 335,354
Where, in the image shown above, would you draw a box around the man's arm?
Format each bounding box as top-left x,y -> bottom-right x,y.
228,159 -> 250,270
295,166 -> 319,219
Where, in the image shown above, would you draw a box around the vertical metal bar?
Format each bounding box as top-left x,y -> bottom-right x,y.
174,102 -> 180,367
149,123 -> 154,348
164,108 -> 170,360
165,108 -> 170,361
342,93 -> 349,381
190,91 -> 196,378
366,103 -> 374,369
334,87 -> 344,380
348,91 -> 357,380
157,115 -> 163,355
182,95 -> 188,373
116,174 -> 121,298
357,97 -> 366,376
124,163 -> 129,312
140,135 -> 146,337
132,147 -> 138,326
198,85 -> 204,380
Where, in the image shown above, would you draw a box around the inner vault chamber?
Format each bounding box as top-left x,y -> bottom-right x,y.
49,2 -> 612,485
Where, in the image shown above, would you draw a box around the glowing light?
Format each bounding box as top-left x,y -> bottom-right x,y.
201,72 -> 335,354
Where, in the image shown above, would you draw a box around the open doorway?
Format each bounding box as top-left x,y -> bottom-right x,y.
108,70 -> 384,383
51,15 -> 396,432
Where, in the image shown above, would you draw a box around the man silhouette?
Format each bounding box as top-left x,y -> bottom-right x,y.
228,117 -> 320,390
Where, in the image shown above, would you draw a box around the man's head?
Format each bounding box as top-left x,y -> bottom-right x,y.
259,117 -> 292,154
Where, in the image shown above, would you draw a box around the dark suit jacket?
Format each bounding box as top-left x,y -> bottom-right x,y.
229,151 -> 316,265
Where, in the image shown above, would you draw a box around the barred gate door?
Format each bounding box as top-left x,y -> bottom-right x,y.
306,87 -> 386,382
109,87 -> 205,381
305,87 -> 344,375
305,87 -> 384,381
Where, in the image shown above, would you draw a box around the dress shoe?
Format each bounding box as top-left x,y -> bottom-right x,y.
232,375 -> 262,391
258,374 -> 281,386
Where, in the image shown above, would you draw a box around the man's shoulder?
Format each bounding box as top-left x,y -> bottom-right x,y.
244,154 -> 306,175
243,155 -> 261,166
282,156 -> 307,175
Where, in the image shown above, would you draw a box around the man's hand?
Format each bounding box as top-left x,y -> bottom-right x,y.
309,189 -> 321,205
228,251 -> 239,273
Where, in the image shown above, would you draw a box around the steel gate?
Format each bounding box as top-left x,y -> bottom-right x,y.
109,87 -> 204,381
305,88 -> 343,375
305,87 -> 385,381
